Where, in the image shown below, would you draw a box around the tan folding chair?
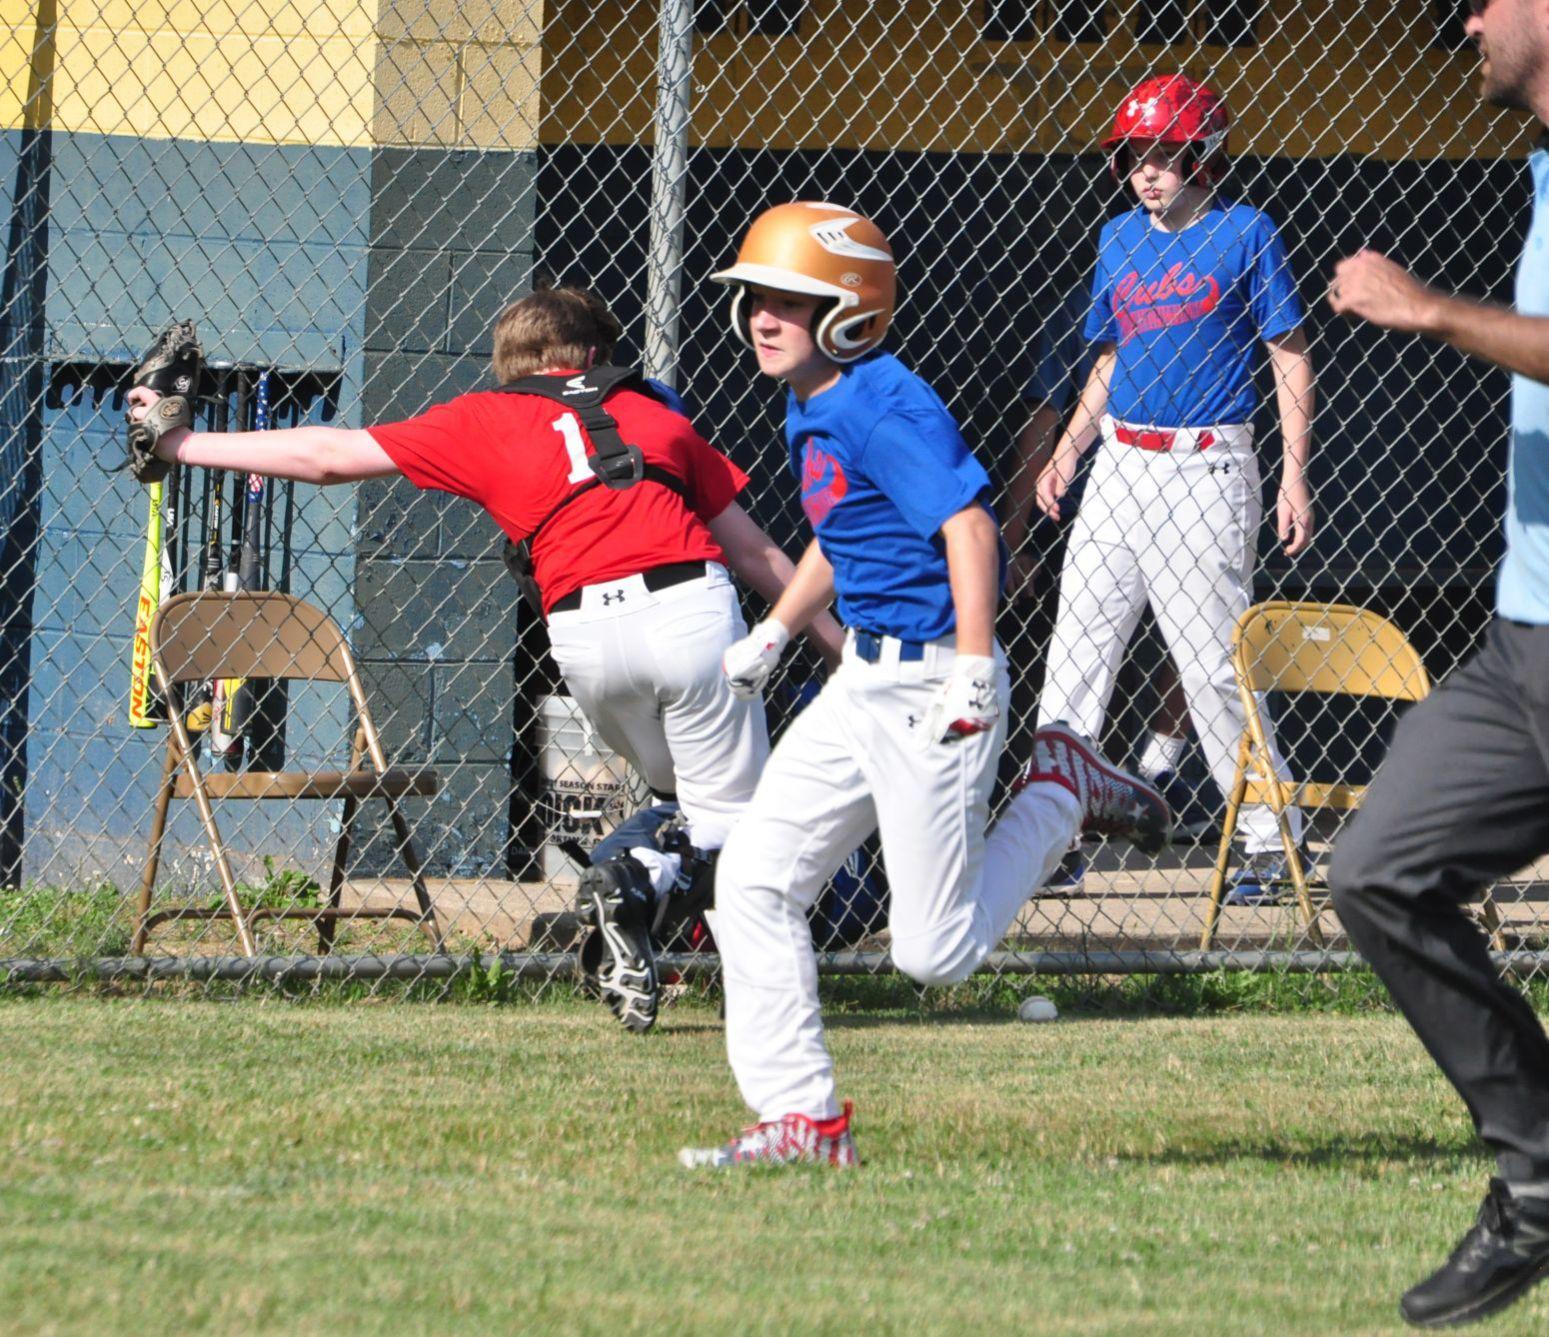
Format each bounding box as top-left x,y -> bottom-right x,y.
1200,600 -> 1501,950
132,591 -> 443,956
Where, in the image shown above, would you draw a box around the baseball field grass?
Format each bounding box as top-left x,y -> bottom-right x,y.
2,985 -> 1543,1335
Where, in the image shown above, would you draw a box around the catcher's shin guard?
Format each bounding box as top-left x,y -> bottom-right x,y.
577,855 -> 659,1033
651,841 -> 718,948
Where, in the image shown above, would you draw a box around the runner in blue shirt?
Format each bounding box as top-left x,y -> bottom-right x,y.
674,202 -> 1170,1170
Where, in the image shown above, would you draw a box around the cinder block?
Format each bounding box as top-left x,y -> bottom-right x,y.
355,474 -> 445,559
448,249 -> 535,357
365,245 -> 453,354
433,657 -> 516,765
361,349 -> 487,422
357,659 -> 434,763
354,554 -> 510,663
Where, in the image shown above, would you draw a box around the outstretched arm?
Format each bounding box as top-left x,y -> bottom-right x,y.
127,386 -> 399,484
1330,248 -> 1549,385
764,538 -> 838,638
1003,401 -> 1063,600
720,539 -> 838,699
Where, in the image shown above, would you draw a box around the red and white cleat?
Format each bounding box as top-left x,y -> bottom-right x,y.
677,1101 -> 859,1169
1018,723 -> 1171,854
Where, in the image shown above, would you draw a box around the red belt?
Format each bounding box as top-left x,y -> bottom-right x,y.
1114,424 -> 1215,452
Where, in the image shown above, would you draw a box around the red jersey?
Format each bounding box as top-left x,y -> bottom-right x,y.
368,379 -> 749,614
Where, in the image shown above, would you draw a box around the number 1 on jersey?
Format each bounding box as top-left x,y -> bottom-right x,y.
554,413 -> 592,484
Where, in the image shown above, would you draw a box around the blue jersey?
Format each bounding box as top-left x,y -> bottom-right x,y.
1084,201 -> 1304,427
1501,146 -> 1549,624
646,378 -> 689,417
784,351 -> 998,642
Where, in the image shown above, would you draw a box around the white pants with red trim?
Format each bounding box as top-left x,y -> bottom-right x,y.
712,636 -> 1080,1122
1038,422 -> 1302,855
545,564 -> 768,851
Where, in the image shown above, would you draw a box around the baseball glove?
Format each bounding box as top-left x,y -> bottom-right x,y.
124,320 -> 203,484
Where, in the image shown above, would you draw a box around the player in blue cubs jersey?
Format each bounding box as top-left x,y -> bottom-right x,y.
1087,202 -> 1303,426
1034,74 -> 1317,904
1003,283 -> 1220,868
674,201 -> 1169,1171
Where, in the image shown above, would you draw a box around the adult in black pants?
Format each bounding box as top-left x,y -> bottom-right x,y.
1327,0 -> 1549,1326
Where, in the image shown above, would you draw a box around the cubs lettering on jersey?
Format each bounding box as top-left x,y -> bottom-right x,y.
1113,264 -> 1222,341
800,442 -> 849,527
1085,201 -> 1303,427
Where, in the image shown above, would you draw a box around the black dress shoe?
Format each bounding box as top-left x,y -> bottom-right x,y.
1401,1178 -> 1549,1328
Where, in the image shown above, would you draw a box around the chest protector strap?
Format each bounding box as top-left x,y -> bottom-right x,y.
496,366 -> 690,614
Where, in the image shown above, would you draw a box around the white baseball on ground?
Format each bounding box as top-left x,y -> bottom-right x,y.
1018,994 -> 1059,1023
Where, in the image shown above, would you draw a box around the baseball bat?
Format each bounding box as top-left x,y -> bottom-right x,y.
128,478 -> 165,728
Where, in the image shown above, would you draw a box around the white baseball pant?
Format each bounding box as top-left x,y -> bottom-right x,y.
545,563 -> 768,851
1039,418 -> 1302,854
712,634 -> 1081,1122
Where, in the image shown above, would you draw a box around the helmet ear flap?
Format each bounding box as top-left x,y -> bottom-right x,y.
811,295 -> 839,342
728,285 -> 753,349
815,302 -> 884,364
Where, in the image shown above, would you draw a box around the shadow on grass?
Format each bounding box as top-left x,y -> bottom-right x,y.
1111,1132 -> 1485,1169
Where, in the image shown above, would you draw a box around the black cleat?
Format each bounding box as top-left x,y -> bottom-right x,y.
1401,1179 -> 1549,1328
577,856 -> 659,1033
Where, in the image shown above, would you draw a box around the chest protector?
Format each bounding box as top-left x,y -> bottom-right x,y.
496,366 -> 689,615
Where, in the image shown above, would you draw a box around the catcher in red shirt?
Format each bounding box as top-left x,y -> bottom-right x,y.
127,285 -> 842,1031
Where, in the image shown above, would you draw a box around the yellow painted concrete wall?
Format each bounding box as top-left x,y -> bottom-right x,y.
0,0 -> 546,149
0,0 -> 1534,158
540,0 -> 1535,161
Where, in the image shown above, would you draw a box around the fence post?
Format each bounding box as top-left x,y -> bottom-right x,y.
643,0 -> 693,386
0,0 -> 57,890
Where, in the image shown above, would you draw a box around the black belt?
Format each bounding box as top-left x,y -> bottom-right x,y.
549,561 -> 709,615
851,630 -> 926,663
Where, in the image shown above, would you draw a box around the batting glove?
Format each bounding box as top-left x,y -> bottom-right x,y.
722,617 -> 790,699
917,654 -> 1001,747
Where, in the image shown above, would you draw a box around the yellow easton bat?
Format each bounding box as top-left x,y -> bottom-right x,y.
128,479 -> 165,727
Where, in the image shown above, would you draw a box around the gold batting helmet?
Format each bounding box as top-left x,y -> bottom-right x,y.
711,202 -> 897,363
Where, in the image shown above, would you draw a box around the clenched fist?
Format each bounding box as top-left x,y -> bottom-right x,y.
916,654 -> 1001,747
722,617 -> 790,699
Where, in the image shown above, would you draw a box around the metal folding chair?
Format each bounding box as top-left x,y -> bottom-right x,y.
1200,599 -> 1501,950
132,591 -> 443,956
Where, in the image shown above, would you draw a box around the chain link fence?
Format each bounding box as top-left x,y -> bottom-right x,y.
0,0 -> 1539,993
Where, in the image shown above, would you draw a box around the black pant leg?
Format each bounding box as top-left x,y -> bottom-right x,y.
1329,622 -> 1549,1182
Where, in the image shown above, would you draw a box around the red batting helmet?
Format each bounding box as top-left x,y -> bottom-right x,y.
1102,74 -> 1229,185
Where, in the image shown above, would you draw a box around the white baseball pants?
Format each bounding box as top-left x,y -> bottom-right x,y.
545,564 -> 768,851
713,635 -> 1081,1121
1039,420 -> 1302,854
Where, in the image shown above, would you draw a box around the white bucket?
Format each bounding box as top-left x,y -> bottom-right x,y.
536,694 -> 640,882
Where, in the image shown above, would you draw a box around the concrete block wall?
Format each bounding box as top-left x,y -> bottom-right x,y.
353,146 -> 539,877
